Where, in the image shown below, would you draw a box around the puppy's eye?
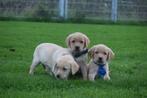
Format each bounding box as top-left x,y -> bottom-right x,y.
104,52 -> 107,55
95,51 -> 99,54
80,41 -> 83,44
72,40 -> 75,43
63,67 -> 67,71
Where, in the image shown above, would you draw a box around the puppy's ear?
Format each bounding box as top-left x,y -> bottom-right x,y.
88,46 -> 96,58
70,62 -> 79,75
107,48 -> 115,61
83,35 -> 90,48
65,34 -> 72,48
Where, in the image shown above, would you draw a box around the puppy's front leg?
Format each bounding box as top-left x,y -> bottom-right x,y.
78,61 -> 87,80
29,60 -> 40,75
103,65 -> 110,80
88,65 -> 97,81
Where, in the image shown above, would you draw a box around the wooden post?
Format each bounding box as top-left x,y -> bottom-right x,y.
64,0 -> 68,19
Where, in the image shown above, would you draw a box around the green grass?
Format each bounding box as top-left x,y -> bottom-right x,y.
0,21 -> 147,98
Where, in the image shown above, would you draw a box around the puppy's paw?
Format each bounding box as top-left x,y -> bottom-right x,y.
103,75 -> 110,80
83,77 -> 88,80
29,72 -> 33,75
88,77 -> 95,81
29,70 -> 34,75
88,74 -> 96,81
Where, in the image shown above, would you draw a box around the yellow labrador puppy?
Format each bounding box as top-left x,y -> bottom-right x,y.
29,43 -> 79,80
88,44 -> 114,81
66,32 -> 90,80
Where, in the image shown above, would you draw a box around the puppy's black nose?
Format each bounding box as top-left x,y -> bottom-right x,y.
99,57 -> 102,61
57,75 -> 60,78
75,46 -> 80,50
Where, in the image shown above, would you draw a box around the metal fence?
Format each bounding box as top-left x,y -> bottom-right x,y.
0,0 -> 147,22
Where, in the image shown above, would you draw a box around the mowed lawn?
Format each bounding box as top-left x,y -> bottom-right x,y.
0,21 -> 147,98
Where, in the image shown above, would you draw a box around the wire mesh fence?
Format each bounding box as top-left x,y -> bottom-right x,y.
0,0 -> 147,22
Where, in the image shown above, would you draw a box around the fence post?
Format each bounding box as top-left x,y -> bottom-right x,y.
111,0 -> 117,22
59,0 -> 64,18
64,0 -> 68,19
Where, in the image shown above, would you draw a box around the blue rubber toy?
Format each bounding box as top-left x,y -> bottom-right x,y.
97,64 -> 106,78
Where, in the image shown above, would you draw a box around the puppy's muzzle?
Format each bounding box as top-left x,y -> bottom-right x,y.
99,57 -> 102,61
56,74 -> 67,80
74,46 -> 80,52
98,57 -> 103,63
56,74 -> 60,78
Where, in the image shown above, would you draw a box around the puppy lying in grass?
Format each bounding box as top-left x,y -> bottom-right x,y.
29,43 -> 79,80
88,44 -> 114,81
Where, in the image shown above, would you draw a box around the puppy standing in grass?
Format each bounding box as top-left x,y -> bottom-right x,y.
29,43 -> 79,80
66,32 -> 90,80
88,44 -> 114,81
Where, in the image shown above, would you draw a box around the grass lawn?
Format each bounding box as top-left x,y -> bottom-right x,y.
0,21 -> 147,98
